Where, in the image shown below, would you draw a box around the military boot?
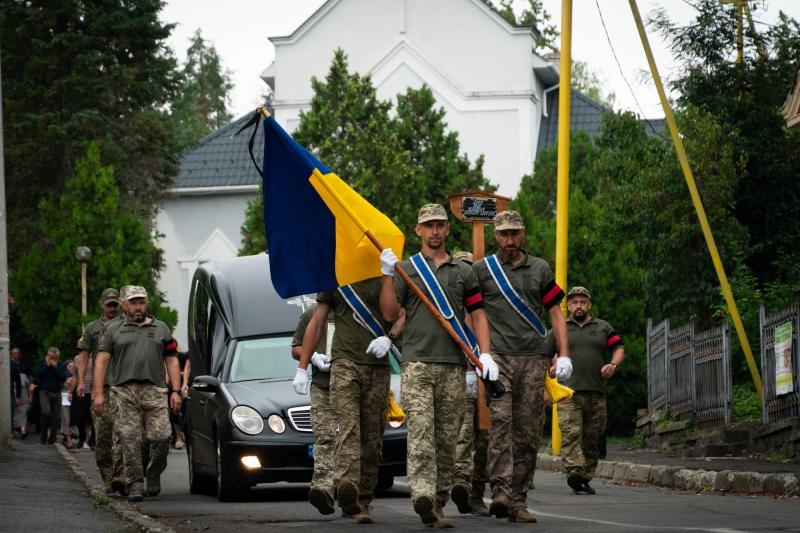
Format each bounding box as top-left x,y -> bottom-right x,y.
509,507 -> 538,523
489,492 -> 510,518
469,496 -> 490,516
412,494 -> 437,525
127,482 -> 144,503
433,494 -> 453,528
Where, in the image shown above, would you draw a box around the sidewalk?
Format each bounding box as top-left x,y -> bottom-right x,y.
538,443 -> 800,496
0,436 -> 170,533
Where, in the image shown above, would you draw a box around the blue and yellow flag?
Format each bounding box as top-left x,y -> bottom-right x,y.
262,115 -> 404,299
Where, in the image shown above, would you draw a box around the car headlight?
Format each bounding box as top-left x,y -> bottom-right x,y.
231,405 -> 264,435
267,414 -> 286,434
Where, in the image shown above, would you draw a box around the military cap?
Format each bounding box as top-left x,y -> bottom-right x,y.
493,210 -> 525,231
417,203 -> 448,224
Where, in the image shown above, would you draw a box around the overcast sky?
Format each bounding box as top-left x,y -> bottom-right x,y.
160,0 -> 800,120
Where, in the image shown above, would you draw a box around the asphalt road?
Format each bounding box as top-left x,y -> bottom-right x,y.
67,446 -> 800,532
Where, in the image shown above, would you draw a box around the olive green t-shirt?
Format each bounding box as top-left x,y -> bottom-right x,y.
473,252 -> 563,356
76,315 -> 118,389
394,254 -> 482,364
562,316 -> 623,393
98,315 -> 176,386
317,278 -> 389,366
292,305 -> 332,388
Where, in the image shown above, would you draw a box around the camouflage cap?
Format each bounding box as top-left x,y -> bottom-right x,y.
452,250 -> 474,264
118,285 -> 134,301
124,285 -> 148,301
100,288 -> 120,304
493,210 -> 525,231
417,203 -> 448,224
567,286 -> 591,301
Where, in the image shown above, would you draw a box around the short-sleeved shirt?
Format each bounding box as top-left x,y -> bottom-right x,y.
562,316 -> 623,393
317,278 -> 389,366
473,252 -> 564,356
394,253 -> 483,364
76,314 -> 119,389
98,315 -> 177,387
292,305 -> 333,388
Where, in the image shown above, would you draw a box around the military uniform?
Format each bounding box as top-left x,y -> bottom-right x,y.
99,311 -> 177,498
559,315 -> 623,481
473,249 -> 565,515
292,306 -> 335,503
318,278 -> 391,516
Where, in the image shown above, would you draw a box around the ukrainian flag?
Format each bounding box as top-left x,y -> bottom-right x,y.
262,114 -> 405,299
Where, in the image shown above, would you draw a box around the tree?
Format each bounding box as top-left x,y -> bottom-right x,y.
0,0 -> 181,267
11,144 -> 176,354
490,0 -> 559,52
572,60 -> 616,108
171,29 -> 234,152
239,183 -> 266,256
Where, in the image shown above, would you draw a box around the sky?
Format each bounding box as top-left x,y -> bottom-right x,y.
160,0 -> 800,120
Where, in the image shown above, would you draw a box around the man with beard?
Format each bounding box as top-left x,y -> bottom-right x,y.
379,203 -> 498,528
558,286 -> 624,495
472,210 -> 572,523
92,286 -> 182,502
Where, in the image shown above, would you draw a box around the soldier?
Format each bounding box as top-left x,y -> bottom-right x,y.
472,210 -> 572,523
559,286 -> 625,494
76,287 -> 122,493
293,278 -> 401,524
379,203 -> 498,528
92,286 -> 182,502
290,304 -> 336,515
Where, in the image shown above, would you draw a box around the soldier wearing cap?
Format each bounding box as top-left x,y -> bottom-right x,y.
379,203 -> 498,527
472,209 -> 572,523
75,288 -> 122,491
559,286 -> 624,494
92,285 -> 182,502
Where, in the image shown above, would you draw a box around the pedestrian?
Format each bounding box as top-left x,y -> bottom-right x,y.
92,285 -> 183,502
472,209 -> 572,523
10,347 -> 22,433
290,304 -> 336,516
293,278 -> 401,524
76,287 -> 123,492
12,361 -> 30,439
558,285 -> 624,494
379,203 -> 498,528
60,359 -> 78,449
35,347 -> 68,445
170,349 -> 189,450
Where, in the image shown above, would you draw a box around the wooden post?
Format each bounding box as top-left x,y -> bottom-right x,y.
447,190 -> 510,430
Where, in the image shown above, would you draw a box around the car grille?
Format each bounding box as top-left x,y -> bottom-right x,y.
287,406 -> 313,432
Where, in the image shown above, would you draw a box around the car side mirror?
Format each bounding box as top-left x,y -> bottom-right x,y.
192,375 -> 220,393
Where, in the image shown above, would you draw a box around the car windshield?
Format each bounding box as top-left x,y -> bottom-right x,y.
229,336 -> 297,382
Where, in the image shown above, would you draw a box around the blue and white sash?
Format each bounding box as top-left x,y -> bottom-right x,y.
485,254 -> 547,337
409,253 -> 480,356
337,284 -> 402,369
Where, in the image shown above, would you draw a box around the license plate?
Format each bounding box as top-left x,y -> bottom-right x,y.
307,444 -> 315,458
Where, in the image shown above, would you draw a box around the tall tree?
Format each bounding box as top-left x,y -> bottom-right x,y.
0,0 -> 181,267
171,29 -> 234,151
490,0 -> 558,52
11,144 -> 177,354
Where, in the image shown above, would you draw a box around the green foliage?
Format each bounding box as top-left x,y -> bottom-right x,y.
171,29 -> 234,152
239,182 -> 267,256
239,50 -> 490,256
11,144 -> 176,356
489,0 -> 558,52
0,0 -> 181,267
732,383 -> 762,421
572,61 -> 615,108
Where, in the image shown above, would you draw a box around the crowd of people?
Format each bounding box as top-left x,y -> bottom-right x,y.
8,285 -> 187,504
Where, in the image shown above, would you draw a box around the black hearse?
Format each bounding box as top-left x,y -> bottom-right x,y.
185,253 -> 406,501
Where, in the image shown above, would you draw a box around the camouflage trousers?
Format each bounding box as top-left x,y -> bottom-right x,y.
310,384 -> 336,498
93,386 -> 124,488
329,359 -> 390,508
110,382 -> 172,487
402,361 -> 465,504
453,397 -> 489,496
557,391 -> 607,479
487,354 -> 549,510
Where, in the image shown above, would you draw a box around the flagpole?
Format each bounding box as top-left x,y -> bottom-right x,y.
256,106 -> 503,397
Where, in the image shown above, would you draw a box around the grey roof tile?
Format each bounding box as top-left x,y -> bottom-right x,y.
537,88 -> 606,154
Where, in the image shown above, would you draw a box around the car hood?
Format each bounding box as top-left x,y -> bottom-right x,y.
226,379 -> 309,416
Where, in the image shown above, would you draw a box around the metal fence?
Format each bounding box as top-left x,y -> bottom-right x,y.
759,303 -> 800,424
647,318 -> 731,427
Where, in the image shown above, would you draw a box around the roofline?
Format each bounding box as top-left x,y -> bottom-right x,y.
166,185 -> 260,196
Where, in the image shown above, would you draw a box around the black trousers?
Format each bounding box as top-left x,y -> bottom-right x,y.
39,390 -> 61,443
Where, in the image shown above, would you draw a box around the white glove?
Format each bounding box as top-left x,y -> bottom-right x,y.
380,248 -> 398,276
310,352 -> 331,372
465,371 -> 477,398
366,336 -> 392,358
478,353 -> 499,381
556,357 -> 573,380
292,368 -> 309,395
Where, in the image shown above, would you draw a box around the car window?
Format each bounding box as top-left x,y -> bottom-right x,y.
229,336 -> 297,382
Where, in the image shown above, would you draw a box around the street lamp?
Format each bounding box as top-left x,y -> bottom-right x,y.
74,246 -> 92,319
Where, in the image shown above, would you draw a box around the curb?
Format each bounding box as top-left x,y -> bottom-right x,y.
537,453 -> 800,497
56,444 -> 176,533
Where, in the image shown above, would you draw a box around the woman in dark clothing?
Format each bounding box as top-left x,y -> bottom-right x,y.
35,347 -> 67,444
